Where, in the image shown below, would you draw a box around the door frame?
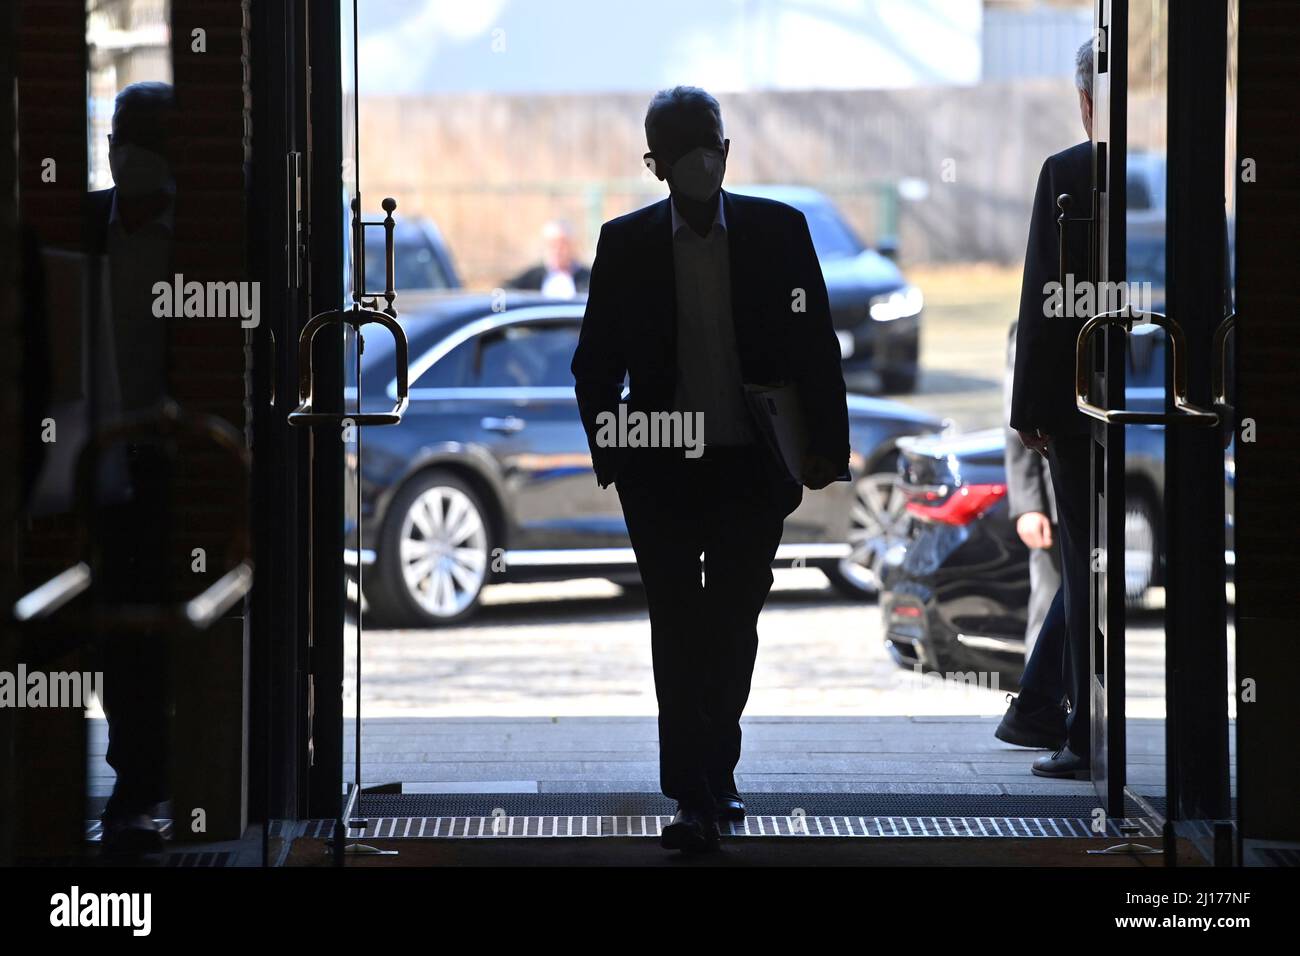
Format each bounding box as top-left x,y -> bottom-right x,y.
1090,0 -> 1128,815
1090,0 -> 1234,842
1162,0 -> 1232,836
248,0 -> 348,830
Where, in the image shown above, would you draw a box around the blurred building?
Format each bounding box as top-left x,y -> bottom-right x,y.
86,0 -> 173,189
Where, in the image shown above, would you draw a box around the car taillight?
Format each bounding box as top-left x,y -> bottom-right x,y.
905,483 -> 1006,526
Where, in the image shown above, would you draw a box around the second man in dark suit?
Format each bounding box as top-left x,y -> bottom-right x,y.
1008,39 -> 1098,778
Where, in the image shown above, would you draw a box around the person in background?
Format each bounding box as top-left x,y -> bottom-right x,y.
506,219 -> 591,298
995,320 -> 1068,751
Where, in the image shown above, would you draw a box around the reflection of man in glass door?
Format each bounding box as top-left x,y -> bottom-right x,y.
90,81 -> 177,854
1008,40 -> 1096,779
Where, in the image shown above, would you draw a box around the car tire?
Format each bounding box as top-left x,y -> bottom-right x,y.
821,454 -> 911,600
364,469 -> 493,628
1123,492 -> 1159,608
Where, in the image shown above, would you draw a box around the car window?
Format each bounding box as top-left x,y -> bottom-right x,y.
364,228 -> 453,292
471,323 -> 580,388
413,338 -> 473,389
1127,172 -> 1153,212
794,202 -> 865,261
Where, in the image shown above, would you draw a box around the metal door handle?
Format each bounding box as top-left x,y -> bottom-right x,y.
12,401 -> 254,630
286,307 -> 409,426
1056,191 -> 1097,290
481,416 -> 526,434
1075,310 -> 1219,426
288,198 -> 408,428
1212,312 -> 1235,410
268,326 -> 277,407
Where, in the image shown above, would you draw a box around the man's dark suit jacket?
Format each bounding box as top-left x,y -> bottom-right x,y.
571,190 -> 850,492
1010,141 -> 1094,438
507,263 -> 591,294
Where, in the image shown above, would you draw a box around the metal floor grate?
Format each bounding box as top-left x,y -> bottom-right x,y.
1258,847 -> 1300,867
296,792 -> 1163,840
342,791 -> 1159,818
302,813 -> 1159,840
85,819 -> 174,841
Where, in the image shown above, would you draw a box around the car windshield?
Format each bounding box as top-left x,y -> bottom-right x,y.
789,200 -> 865,261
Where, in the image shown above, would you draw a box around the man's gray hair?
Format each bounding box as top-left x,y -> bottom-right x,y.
1074,38 -> 1094,100
644,85 -> 723,152
113,81 -> 173,141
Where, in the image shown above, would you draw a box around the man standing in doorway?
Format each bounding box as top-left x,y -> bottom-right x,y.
1008,39 -> 1098,778
571,86 -> 849,852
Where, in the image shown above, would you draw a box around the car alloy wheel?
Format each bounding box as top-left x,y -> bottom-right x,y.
1124,497 -> 1157,604
829,467 -> 911,597
399,483 -> 489,620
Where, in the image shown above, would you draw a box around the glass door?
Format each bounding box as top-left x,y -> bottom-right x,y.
285,0 -> 409,863
1088,0 -> 1235,851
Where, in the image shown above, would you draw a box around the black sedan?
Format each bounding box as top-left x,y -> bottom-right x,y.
345,293 -> 943,627
732,186 -> 923,393
879,322 -> 1235,674
878,425 -> 1168,676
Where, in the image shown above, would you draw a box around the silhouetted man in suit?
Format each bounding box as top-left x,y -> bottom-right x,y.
1008,40 -> 1097,778
571,86 -> 848,851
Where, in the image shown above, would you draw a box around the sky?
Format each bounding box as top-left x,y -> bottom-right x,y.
350,0 -> 983,96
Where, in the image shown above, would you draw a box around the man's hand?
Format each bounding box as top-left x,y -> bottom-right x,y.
800,453 -> 839,491
1016,428 -> 1051,459
1015,511 -> 1054,550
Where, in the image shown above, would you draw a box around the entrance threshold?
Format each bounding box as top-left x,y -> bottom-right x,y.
296,791 -> 1163,841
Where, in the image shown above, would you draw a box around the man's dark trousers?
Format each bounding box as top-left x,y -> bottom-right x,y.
616,445 -> 792,812
97,444 -> 173,818
1045,432 -> 1092,757
1018,590 -> 1067,706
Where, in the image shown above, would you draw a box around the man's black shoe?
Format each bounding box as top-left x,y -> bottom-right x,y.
716,794 -> 746,823
660,805 -> 721,853
995,693 -> 1067,749
100,812 -> 165,858
1031,745 -> 1091,779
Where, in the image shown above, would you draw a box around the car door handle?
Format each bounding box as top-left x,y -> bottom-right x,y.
481,416 -> 526,434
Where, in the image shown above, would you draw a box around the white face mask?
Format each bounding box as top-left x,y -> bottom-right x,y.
108,143 -> 173,198
669,146 -> 725,202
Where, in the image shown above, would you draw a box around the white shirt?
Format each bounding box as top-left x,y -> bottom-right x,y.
540,268 -> 578,299
670,196 -> 754,446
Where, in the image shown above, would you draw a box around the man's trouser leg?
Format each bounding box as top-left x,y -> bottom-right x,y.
1047,434 -> 1093,757
697,450 -> 786,799
616,455 -> 714,809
